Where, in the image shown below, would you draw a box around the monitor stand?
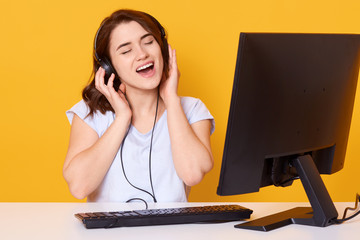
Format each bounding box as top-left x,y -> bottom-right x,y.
235,154 -> 338,231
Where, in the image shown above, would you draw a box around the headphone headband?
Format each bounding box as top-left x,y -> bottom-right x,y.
93,22 -> 104,63
94,12 -> 166,63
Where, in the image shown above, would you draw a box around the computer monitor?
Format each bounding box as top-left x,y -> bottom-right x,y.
217,33 -> 360,231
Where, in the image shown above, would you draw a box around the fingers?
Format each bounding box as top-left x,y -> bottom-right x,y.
107,73 -> 116,93
95,67 -> 106,92
172,49 -> 178,71
95,67 -> 116,97
167,44 -> 180,78
119,83 -> 126,95
168,45 -> 175,66
168,44 -> 172,59
94,67 -> 131,117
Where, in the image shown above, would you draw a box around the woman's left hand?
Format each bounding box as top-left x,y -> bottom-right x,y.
159,45 -> 180,106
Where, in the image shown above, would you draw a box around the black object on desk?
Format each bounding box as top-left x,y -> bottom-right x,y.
75,204 -> 252,229
217,33 -> 360,231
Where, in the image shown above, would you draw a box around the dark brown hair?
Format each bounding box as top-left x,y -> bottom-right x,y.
82,9 -> 169,117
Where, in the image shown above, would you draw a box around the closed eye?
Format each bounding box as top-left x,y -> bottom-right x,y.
121,49 -> 131,55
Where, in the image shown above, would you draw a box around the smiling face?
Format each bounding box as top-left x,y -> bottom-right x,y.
108,21 -> 164,92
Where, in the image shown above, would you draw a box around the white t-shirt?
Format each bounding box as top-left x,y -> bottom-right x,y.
66,96 -> 215,202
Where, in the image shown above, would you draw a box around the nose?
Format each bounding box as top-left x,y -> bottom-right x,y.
136,45 -> 149,61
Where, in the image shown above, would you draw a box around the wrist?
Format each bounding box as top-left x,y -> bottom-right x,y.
163,94 -> 180,108
113,110 -> 132,126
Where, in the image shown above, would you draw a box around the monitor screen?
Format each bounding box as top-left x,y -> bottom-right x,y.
217,33 -> 360,231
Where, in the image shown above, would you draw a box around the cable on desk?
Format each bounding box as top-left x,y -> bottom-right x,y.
331,193 -> 360,224
126,198 -> 149,210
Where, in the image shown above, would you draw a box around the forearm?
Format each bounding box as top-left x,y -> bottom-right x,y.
166,96 -> 213,186
63,116 -> 130,199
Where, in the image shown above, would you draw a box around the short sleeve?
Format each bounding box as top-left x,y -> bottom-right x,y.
65,100 -> 99,135
181,97 -> 215,134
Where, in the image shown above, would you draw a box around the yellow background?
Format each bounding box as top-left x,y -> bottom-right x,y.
1,0 -> 359,202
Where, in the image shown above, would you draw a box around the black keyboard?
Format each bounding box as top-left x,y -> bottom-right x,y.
75,204 -> 253,229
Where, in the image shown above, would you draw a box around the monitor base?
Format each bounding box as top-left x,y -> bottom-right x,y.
235,154 -> 338,232
235,207 -> 316,231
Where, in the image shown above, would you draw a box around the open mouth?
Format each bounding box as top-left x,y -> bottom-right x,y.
136,62 -> 154,75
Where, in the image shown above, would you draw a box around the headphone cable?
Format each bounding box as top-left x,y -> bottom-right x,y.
119,91 -> 159,203
148,89 -> 160,202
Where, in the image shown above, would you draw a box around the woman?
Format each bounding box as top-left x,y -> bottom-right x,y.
63,9 -> 215,202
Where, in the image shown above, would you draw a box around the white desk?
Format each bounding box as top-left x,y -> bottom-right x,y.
0,202 -> 358,240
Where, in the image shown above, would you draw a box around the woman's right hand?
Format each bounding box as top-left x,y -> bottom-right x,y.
94,67 -> 132,120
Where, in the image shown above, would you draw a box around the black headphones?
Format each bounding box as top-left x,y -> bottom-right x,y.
93,12 -> 168,91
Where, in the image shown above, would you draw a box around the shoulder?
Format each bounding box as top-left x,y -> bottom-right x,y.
180,96 -> 203,112
180,96 -> 211,115
66,100 -> 114,137
66,100 -> 89,124
180,96 -> 215,134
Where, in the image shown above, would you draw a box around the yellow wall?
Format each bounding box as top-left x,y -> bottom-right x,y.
1,0 -> 359,202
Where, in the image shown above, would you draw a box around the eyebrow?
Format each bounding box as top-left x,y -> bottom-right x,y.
116,33 -> 153,52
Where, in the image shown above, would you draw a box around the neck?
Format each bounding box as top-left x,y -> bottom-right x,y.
125,88 -> 164,132
126,88 -> 160,115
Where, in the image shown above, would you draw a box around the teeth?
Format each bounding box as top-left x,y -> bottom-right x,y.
136,63 -> 153,72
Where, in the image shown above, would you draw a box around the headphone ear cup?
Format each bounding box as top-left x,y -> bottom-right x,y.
99,57 -> 121,91
99,57 -> 116,84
